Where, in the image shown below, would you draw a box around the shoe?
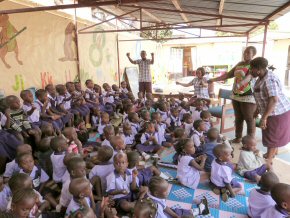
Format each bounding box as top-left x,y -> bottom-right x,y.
221,188 -> 229,202
212,188 -> 220,195
85,123 -> 92,129
200,196 -> 210,215
141,152 -> 151,161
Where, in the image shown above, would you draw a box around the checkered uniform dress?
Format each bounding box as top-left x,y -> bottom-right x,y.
136,59 -> 152,82
191,77 -> 209,98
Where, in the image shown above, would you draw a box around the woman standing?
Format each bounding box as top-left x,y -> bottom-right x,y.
250,57 -> 290,161
176,67 -> 209,99
208,46 -> 257,143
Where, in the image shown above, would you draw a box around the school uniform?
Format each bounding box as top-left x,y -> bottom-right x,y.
22,102 -> 42,128
179,108 -> 187,121
177,155 -> 200,189
191,129 -> 204,156
19,165 -> 49,191
210,159 -> 241,189
57,93 -> 79,117
260,205 -> 289,218
0,130 -> 21,161
89,162 -> 114,193
97,123 -> 110,135
147,192 -> 192,218
137,132 -> 161,153
102,91 -> 115,105
70,91 -> 90,117
0,185 -> 11,211
203,120 -> 211,132
184,122 -> 193,137
156,109 -> 169,123
190,108 -> 202,121
91,115 -> 99,129
84,88 -> 98,109
50,151 -> 67,183
168,115 -> 181,131
3,159 -> 20,178
127,166 -> 152,186
65,197 -> 91,217
60,179 -> 72,207
248,189 -> 275,218
120,87 -> 129,94
122,133 -> 135,146
101,139 -> 112,148
129,122 -> 140,136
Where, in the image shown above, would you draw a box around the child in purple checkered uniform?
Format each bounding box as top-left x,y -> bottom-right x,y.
237,135 -> 272,183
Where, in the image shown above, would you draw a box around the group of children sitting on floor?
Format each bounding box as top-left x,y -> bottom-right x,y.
0,79 -> 289,218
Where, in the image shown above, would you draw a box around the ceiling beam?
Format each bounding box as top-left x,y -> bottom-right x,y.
171,0 -> 189,24
216,0 -> 225,26
134,4 -> 162,23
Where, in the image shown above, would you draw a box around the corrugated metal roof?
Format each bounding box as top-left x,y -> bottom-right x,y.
99,0 -> 290,34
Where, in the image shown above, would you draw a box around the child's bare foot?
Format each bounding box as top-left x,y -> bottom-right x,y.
212,188 -> 220,195
221,188 -> 229,202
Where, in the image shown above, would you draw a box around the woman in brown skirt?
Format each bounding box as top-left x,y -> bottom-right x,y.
250,57 -> 290,161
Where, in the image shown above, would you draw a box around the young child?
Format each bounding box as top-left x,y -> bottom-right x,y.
190,99 -> 206,121
135,92 -> 145,112
106,152 -> 139,212
132,198 -> 157,218
0,176 -> 10,211
156,102 -> 169,124
203,128 -> 219,172
182,113 -> 193,137
89,146 -> 114,197
179,101 -> 189,121
5,95 -> 41,145
200,110 -> 212,132
84,79 -> 99,108
91,107 -> 101,130
140,110 -> 151,129
237,135 -> 272,182
191,119 -> 206,155
137,122 -> 162,159
168,107 -> 181,132
128,112 -> 141,136
50,136 -> 68,184
98,112 -> 110,135
63,127 -> 83,154
210,143 -> 242,202
35,89 -> 63,134
59,156 -> 87,213
147,176 -> 193,218
120,81 -> 129,95
176,139 -> 207,189
101,125 -> 114,148
65,178 -> 95,217
248,172 -> 280,218
127,151 -> 171,186
260,183 -> 290,218
122,122 -> 136,149
144,100 -> 155,116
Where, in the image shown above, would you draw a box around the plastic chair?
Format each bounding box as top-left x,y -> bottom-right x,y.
208,89 -> 235,133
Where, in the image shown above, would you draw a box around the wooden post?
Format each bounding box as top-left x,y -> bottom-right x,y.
74,4 -> 81,81
262,23 -> 268,57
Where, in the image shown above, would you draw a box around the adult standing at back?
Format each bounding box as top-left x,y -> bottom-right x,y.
208,46 -> 257,143
126,51 -> 154,95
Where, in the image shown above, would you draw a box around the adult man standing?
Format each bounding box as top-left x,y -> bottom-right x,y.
126,50 -> 154,95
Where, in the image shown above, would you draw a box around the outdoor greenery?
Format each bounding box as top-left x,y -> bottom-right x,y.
140,29 -> 173,43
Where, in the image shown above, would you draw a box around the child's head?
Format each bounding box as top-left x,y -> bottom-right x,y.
170,107 -> 179,118
271,183 -> 290,212
175,138 -> 195,155
50,136 -> 68,153
207,128 -> 219,141
11,188 -> 36,218
127,151 -> 140,168
178,93 -> 185,101
213,143 -> 232,162
66,82 -> 75,93
145,93 -> 153,101
193,119 -> 206,132
74,81 -> 82,91
103,125 -> 114,140
92,107 -> 101,116
182,113 -> 193,124
55,84 -> 67,95
200,110 -> 211,121
102,83 -> 111,92
258,171 -> 279,192
101,112 -> 110,124
180,101 -> 189,110
41,123 -> 55,137
195,99 -> 204,110
9,173 -> 32,193
173,128 -> 186,139
35,89 -> 48,103
45,84 -> 56,96
20,90 -> 34,103
145,100 -> 152,109
74,117 -> 86,131
63,127 -> 77,141
241,135 -> 257,152
149,176 -> 169,199
133,198 -> 157,218
128,112 -> 139,123
67,156 -> 86,178
16,144 -> 32,156
123,122 -> 132,135
85,79 -> 94,89
112,84 -> 119,92
158,102 -> 167,112
16,153 -> 35,174
121,81 -> 127,89
93,84 -> 102,94
111,135 -> 126,151
6,95 -> 20,110
113,152 -> 128,174
138,92 -> 144,99
69,178 -> 92,199
127,92 -> 135,102
145,122 -> 155,134
151,112 -> 161,124
97,146 -> 113,163
37,137 -> 53,152
141,110 -> 150,121
124,103 -> 134,114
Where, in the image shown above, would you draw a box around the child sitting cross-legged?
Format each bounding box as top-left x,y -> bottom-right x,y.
147,176 -> 193,218
210,143 -> 242,202
121,122 -> 136,150
260,182 -> 290,218
176,138 -> 207,189
137,122 -> 163,160
106,152 -> 140,213
248,171 -> 280,218
65,177 -> 95,217
237,135 -> 272,183
127,151 -> 172,186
